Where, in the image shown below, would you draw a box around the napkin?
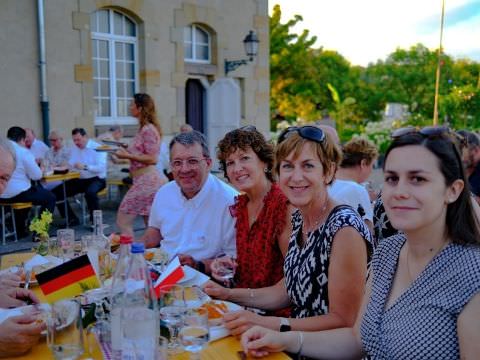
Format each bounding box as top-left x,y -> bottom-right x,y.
153,256 -> 184,296
180,265 -> 210,287
24,255 -> 50,270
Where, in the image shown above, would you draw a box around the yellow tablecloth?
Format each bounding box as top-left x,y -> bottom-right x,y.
1,253 -> 290,360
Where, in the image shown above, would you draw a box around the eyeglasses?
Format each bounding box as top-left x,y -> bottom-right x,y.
48,138 -> 60,142
278,126 -> 326,144
170,157 -> 207,171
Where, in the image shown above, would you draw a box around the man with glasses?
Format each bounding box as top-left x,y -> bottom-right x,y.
141,130 -> 238,274
45,130 -> 71,168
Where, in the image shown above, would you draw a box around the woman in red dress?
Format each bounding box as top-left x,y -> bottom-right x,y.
212,127 -> 292,296
115,93 -> 166,236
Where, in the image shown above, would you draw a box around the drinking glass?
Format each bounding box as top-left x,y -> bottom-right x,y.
57,229 -> 75,260
82,235 -> 111,283
211,253 -> 237,287
48,236 -> 61,257
179,308 -> 209,359
158,285 -> 187,354
46,299 -> 84,360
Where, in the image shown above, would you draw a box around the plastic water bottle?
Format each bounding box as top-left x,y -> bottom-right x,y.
120,243 -> 158,360
110,235 -> 133,360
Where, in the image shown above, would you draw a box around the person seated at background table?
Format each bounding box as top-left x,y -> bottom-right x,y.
140,130 -> 238,274
214,126 -> 292,314
0,137 -> 15,196
205,125 -> 372,335
0,127 -> 56,238
24,128 -> 49,164
329,137 -> 378,230
45,129 -> 71,168
97,124 -> 123,143
97,125 -> 129,183
240,126 -> 480,359
52,127 -> 107,226
0,139 -> 45,356
42,130 -> 72,191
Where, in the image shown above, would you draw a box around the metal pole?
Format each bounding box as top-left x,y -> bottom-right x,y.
433,0 -> 445,126
37,0 -> 50,142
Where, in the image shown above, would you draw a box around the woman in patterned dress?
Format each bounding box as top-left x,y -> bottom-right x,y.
207,127 -> 292,315
205,125 -> 372,336
115,93 -> 166,236
240,127 -> 480,359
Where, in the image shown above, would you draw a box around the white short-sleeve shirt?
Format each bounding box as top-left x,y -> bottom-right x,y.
148,174 -> 238,260
328,179 -> 373,222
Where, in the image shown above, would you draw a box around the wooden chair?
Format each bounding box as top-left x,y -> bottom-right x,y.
0,202 -> 33,245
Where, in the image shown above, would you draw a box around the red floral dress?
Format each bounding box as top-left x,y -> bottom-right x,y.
119,124 -> 166,216
231,183 -> 289,290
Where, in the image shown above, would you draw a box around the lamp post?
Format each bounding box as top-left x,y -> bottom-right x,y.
433,0 -> 446,126
225,30 -> 259,75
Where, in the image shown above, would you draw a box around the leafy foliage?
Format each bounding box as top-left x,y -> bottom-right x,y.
269,5 -> 480,138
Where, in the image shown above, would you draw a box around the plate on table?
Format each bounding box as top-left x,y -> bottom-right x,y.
101,139 -> 128,148
178,265 -> 197,284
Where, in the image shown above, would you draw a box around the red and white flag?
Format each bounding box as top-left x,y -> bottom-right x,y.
154,256 -> 184,297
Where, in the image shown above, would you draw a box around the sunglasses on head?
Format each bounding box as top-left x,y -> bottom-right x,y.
278,126 -> 326,144
391,126 -> 452,139
239,125 -> 257,132
391,126 -> 467,146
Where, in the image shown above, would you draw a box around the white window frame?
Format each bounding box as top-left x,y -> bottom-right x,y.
184,24 -> 211,64
91,9 -> 139,125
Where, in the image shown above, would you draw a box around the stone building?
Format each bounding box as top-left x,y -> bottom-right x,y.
0,0 -> 269,160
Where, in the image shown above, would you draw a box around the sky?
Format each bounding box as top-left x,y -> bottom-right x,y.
268,0 -> 480,66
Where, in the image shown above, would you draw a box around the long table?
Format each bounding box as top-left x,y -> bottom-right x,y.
1,253 -> 290,360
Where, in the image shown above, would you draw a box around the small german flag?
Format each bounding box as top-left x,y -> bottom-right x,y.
36,254 -> 100,303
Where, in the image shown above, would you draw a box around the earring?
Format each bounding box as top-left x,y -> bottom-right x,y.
264,167 -> 269,173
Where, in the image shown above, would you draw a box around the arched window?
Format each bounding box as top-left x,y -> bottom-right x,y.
184,24 -> 211,63
90,9 -> 137,124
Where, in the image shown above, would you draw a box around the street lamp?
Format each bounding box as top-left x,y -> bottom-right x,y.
225,30 -> 259,75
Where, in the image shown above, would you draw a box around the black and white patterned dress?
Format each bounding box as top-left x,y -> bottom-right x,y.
361,233 -> 480,359
284,205 -> 373,318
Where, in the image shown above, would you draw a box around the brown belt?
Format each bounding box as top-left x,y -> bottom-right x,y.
130,165 -> 156,178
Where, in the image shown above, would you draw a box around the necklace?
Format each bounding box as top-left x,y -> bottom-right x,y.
301,198 -> 329,240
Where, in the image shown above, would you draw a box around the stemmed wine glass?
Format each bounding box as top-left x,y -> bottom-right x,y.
158,285 -> 187,354
211,253 -> 237,287
179,308 -> 209,359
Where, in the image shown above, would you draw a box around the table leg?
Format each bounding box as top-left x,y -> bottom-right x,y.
63,180 -> 69,228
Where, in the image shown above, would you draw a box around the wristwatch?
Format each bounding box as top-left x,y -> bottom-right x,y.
279,317 -> 291,332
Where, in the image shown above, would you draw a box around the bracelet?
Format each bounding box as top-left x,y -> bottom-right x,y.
296,331 -> 304,356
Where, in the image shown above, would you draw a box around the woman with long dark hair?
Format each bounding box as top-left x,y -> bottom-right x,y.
115,93 -> 166,235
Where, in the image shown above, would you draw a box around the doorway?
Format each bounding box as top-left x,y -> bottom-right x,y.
185,79 -> 205,133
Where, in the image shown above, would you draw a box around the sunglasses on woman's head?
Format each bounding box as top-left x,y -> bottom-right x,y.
278,126 -> 326,144
391,126 -> 452,139
239,125 -> 257,132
